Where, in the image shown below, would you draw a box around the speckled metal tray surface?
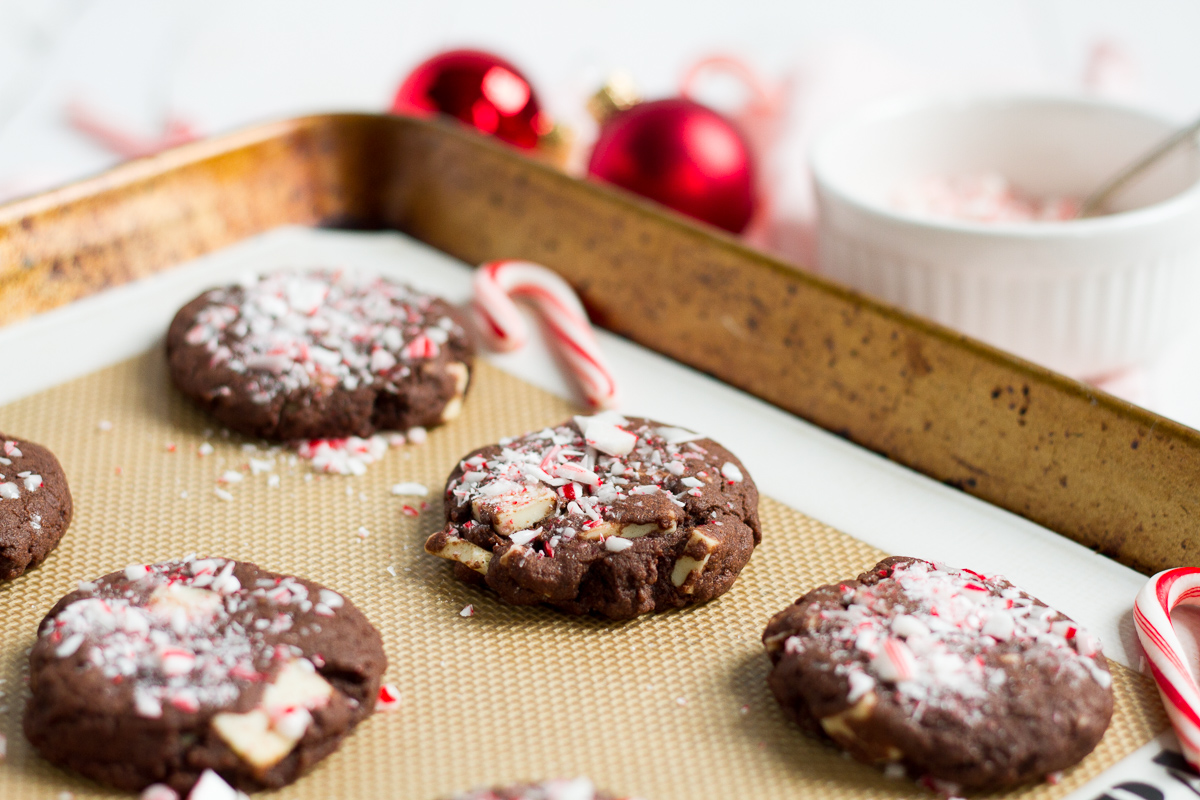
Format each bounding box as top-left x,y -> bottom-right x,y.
0,353 -> 1169,799
0,113 -> 1196,576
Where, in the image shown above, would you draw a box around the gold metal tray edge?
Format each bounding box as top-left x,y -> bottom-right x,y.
0,112 -> 1190,575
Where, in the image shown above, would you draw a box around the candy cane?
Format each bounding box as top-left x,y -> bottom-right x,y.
472,259 -> 619,409
1134,567 -> 1200,769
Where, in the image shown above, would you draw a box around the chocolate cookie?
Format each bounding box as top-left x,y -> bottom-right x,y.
167,270 -> 475,440
0,433 -> 72,579
446,778 -> 634,800
425,412 -> 760,619
25,557 -> 386,794
762,557 -> 1113,792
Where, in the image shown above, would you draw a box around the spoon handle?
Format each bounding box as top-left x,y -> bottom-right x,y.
1077,113 -> 1200,218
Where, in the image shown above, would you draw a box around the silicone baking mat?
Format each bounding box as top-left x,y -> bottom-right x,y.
0,352 -> 1167,799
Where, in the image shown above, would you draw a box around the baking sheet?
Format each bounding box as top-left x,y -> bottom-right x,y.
0,227 -> 1177,798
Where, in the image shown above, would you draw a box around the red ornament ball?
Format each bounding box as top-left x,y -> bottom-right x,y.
587,98 -> 757,233
392,49 -> 547,149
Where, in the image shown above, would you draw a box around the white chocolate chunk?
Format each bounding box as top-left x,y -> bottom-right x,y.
671,556 -> 708,590
425,533 -> 493,575
472,484 -> 556,535
147,584 -> 222,620
262,659 -> 333,713
579,520 -> 677,541
439,396 -> 464,423
670,530 -> 719,591
436,362 -> 470,423
819,691 -> 903,762
212,661 -> 332,772
820,691 -> 876,737
212,710 -> 295,771
446,361 -> 470,395
604,537 -> 633,552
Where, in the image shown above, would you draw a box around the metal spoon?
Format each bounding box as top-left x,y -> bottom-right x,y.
1076,112 -> 1200,218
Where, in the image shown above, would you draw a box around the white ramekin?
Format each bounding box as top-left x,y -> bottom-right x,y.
812,94 -> 1200,379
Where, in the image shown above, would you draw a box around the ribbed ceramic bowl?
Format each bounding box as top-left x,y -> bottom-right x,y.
812,94 -> 1200,379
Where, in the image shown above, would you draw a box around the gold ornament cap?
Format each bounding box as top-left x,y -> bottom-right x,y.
587,71 -> 641,124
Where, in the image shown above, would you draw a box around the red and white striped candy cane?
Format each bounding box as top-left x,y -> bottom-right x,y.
472,259 -> 619,409
1134,567 -> 1200,769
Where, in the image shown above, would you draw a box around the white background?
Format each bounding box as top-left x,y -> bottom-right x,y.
3,1 -> 1200,206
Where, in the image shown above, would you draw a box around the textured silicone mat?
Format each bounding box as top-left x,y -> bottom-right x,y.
0,352 -> 1167,799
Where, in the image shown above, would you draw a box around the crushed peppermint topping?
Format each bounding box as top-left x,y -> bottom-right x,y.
390,482 -> 429,496
180,270 -> 464,405
440,416 -> 743,553
604,537 -> 633,553
38,557 -> 336,721
0,442 -> 38,501
785,559 -> 1111,719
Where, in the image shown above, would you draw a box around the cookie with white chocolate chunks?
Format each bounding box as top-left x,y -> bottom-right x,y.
445,777 -> 638,800
425,412 -> 760,619
762,556 -> 1114,792
0,433 -> 72,579
24,557 -> 386,794
167,270 -> 475,440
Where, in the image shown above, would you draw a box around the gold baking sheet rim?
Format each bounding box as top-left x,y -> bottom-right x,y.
0,353 -> 1167,800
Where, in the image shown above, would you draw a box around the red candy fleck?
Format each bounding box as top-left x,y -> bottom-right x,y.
377,683 -> 402,710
